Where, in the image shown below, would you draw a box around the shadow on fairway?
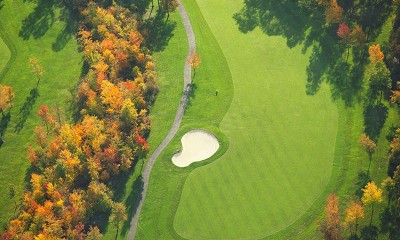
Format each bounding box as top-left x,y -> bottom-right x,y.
380,205 -> 400,240
360,225 -> 379,240
141,11 -> 176,52
0,112 -> 11,137
20,0 -> 78,51
233,0 -> 392,106
363,102 -> 388,141
121,174 -> 144,236
355,171 -> 371,197
14,87 -> 39,133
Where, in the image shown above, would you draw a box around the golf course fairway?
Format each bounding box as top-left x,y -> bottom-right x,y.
0,35 -> 10,72
173,0 -> 339,239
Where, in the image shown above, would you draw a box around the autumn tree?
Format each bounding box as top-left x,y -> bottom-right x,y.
86,226 -> 103,240
337,23 -> 351,61
359,134 -> 377,173
344,199 -> 365,237
188,52 -> 201,78
0,84 -> 15,116
350,25 -> 366,46
325,0 -> 343,24
28,57 -> 44,87
361,181 -> 383,227
368,62 -> 391,103
109,202 -> 127,240
319,193 -> 342,240
369,44 -> 384,64
37,105 -> 55,133
162,0 -> 179,21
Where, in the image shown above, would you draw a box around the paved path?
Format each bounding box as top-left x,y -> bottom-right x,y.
127,2 -> 196,239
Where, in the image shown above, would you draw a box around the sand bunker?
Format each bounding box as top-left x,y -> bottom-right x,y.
172,130 -> 220,167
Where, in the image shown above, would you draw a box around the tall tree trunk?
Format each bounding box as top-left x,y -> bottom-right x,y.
115,227 -> 119,240
346,46 -> 350,63
148,5 -> 154,19
367,153 -> 372,175
369,204 -> 374,227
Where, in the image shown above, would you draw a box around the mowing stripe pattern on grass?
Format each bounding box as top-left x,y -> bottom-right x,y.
173,0 -> 339,239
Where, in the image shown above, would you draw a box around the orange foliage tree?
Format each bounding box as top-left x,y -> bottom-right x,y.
324,0 -> 343,24
319,193 -> 342,240
188,52 -> 201,78
359,134 -> 377,173
368,44 -> 384,64
0,84 -> 15,116
344,199 -> 365,237
2,2 -> 156,239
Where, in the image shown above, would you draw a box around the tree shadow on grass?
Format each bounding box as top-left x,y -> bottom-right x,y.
0,0 -> 4,9
0,112 -> 11,137
186,82 -> 197,109
360,225 -> 379,240
141,12 -> 176,52
14,88 -> 39,133
355,171 -> 371,198
20,0 -> 78,52
19,0 -> 57,40
51,7 -> 79,52
326,59 -> 365,106
380,206 -> 400,240
363,102 -> 389,141
120,174 -> 144,236
232,0 -> 392,105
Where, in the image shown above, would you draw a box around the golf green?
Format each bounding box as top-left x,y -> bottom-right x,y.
173,0 -> 338,239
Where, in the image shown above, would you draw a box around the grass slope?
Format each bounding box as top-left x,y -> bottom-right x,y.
173,0 -> 338,239
0,0 -> 82,228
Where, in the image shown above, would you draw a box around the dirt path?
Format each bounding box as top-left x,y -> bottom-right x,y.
127,2 -> 196,239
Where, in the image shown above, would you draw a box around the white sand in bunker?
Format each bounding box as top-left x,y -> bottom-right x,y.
172,130 -> 220,167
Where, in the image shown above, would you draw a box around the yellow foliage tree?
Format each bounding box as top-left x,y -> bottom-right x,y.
344,200 -> 364,237
361,181 -> 383,226
100,80 -> 123,113
29,57 -> 44,86
0,84 -> 15,116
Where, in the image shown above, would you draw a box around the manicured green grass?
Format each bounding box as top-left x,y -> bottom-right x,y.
135,0 -> 234,238
0,36 -> 10,72
136,1 -> 397,240
173,0 -> 338,239
0,0 -> 82,228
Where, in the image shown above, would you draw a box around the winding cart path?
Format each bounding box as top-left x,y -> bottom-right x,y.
127,2 -> 196,239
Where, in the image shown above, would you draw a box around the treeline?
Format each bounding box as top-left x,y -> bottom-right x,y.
0,0 -> 172,239
306,0 -> 400,239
